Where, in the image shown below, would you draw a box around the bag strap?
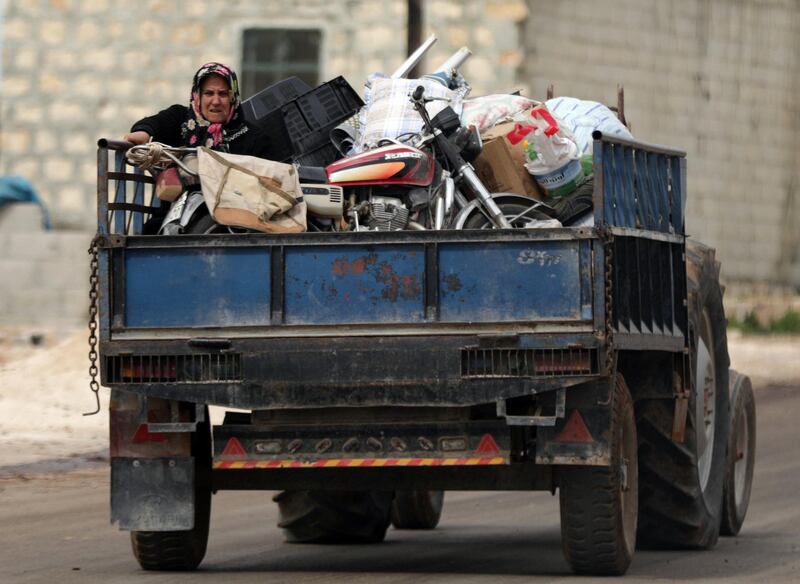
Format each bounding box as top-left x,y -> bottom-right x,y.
201,147 -> 297,207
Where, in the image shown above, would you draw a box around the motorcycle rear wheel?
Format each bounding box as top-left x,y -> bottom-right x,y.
463,203 -> 550,229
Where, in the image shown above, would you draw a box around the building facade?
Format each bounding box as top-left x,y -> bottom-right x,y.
520,0 -> 800,285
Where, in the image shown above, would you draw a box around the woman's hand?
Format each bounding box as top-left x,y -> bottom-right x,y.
123,130 -> 151,145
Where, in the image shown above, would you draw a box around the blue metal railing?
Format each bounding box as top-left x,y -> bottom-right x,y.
97,139 -> 157,236
592,131 -> 686,235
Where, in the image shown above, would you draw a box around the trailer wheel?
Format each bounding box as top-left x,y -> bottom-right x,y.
559,376 -> 638,576
391,490 -> 444,529
275,490 -> 393,543
130,409 -> 212,571
636,241 -> 730,549
720,371 -> 756,536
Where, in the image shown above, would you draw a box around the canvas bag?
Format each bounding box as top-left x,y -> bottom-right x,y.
197,147 -> 306,233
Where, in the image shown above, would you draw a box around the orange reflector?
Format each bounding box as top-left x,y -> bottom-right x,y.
221,437 -> 246,458
475,434 -> 501,454
556,411 -> 594,444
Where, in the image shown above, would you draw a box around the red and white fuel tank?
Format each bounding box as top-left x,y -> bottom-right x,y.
326,144 -> 435,187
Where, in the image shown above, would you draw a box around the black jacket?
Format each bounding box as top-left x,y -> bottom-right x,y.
130,104 -> 279,159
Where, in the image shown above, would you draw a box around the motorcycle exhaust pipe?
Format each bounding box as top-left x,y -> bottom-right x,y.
391,34 -> 438,79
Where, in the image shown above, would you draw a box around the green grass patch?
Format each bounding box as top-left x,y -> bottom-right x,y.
728,309 -> 800,334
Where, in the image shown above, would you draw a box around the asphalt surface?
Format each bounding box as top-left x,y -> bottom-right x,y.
1,382 -> 798,583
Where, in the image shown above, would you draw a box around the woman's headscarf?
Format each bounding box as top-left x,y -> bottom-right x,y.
181,62 -> 246,151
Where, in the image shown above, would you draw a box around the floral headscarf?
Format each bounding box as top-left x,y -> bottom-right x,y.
181,62 -> 246,151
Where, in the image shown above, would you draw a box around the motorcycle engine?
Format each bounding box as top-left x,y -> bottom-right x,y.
364,196 -> 410,231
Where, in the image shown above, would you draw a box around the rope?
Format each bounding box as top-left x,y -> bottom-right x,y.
125,142 -> 198,175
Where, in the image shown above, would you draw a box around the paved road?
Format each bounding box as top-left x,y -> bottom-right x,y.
1,383 -> 798,583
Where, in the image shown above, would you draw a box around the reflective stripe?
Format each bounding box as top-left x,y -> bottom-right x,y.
213,456 -> 506,469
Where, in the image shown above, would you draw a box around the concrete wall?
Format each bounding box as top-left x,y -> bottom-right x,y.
520,0 -> 800,286
0,204 -> 90,327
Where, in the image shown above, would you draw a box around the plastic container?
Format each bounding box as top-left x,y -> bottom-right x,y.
515,106 -> 583,198
528,158 -> 585,199
240,77 -> 312,162
241,76 -> 312,125
294,142 -> 344,168
281,76 -> 364,160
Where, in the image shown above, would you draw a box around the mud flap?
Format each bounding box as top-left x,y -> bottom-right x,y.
111,457 -> 195,531
535,382 -> 613,465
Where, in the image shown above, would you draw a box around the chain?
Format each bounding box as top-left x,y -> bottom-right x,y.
84,234 -> 101,416
600,225 -> 616,377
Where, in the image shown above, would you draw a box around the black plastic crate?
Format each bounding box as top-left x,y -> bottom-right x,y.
247,108 -> 294,162
293,142 -> 345,168
241,76 -> 312,126
281,76 -> 363,156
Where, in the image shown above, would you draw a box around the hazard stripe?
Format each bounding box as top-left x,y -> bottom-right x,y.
213,456 -> 507,470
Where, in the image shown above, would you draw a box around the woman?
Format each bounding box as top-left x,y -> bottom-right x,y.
124,62 -> 275,158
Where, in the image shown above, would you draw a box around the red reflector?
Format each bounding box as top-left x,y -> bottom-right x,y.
556,411 -> 594,444
121,358 -> 177,381
221,437 -> 246,458
132,424 -> 167,443
475,434 -> 501,454
534,351 -> 592,374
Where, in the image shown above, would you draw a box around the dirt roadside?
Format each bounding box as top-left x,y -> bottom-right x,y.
0,326 -> 797,471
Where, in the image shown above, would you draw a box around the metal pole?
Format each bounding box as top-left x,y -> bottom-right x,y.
407,0 -> 423,78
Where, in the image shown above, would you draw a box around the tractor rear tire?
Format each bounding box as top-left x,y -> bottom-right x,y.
559,375 -> 638,576
720,370 -> 756,536
391,490 -> 444,530
636,241 -> 730,549
275,490 -> 393,544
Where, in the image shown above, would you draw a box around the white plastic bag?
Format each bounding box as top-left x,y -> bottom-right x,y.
545,97 -> 633,156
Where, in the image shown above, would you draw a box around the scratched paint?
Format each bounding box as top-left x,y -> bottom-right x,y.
331,254 -> 377,276
517,249 -> 562,267
284,245 -> 425,324
439,241 -> 584,322
444,274 -> 463,292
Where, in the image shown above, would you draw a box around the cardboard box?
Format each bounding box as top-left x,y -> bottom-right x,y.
473,123 -> 543,200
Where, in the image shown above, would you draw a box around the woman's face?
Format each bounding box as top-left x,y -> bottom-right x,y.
199,74 -> 232,123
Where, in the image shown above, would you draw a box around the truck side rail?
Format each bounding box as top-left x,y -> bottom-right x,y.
592,130 -> 686,235
96,134 -> 688,239
96,139 -> 159,237
591,132 -> 688,349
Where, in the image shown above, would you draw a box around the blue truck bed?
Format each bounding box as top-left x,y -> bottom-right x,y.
96,133 -> 687,410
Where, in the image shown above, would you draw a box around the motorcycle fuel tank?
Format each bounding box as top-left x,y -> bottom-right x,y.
326,144 -> 435,187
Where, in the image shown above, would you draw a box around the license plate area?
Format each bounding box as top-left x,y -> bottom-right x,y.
213,421 -> 510,469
